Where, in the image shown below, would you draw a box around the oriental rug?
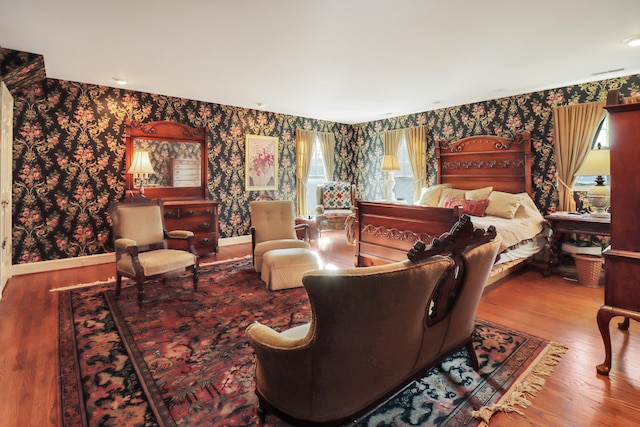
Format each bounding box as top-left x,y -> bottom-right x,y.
58,259 -> 566,426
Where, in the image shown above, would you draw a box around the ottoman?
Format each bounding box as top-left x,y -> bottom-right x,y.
261,248 -> 320,291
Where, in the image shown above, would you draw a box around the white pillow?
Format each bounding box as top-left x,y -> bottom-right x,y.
418,183 -> 453,206
438,188 -> 466,206
486,191 -> 523,219
466,186 -> 493,201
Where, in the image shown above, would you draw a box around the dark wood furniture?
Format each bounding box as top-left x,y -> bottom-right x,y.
596,91 -> 640,375
163,200 -> 219,255
544,213 -> 610,276
124,120 -> 219,255
354,132 -> 532,267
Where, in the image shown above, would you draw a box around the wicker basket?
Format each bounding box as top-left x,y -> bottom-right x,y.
573,254 -> 603,288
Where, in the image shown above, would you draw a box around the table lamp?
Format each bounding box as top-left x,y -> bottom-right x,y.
381,154 -> 400,201
128,151 -> 155,197
575,145 -> 610,217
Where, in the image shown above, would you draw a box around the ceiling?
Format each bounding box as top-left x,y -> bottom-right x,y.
2,0 -> 640,124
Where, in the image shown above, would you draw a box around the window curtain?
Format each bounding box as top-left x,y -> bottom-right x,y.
553,101 -> 606,211
317,132 -> 336,180
295,129 -> 317,216
405,125 -> 429,201
624,95 -> 640,104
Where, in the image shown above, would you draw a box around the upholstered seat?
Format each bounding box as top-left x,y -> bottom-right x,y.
250,200 -> 310,273
246,216 -> 501,425
110,196 -> 199,305
314,181 -> 356,233
261,248 -> 319,291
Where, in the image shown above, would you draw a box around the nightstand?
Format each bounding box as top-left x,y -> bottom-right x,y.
544,212 -> 610,276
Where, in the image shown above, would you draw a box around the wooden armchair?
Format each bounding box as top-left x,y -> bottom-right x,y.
314,181 -> 356,233
110,196 -> 199,305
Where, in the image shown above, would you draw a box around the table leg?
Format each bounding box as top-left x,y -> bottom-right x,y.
545,228 -> 561,277
596,305 -> 614,375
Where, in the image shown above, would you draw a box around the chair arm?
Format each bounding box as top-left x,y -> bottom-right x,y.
115,238 -> 138,252
167,230 -> 195,239
246,322 -> 309,350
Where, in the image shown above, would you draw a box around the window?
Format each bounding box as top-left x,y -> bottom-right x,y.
393,137 -> 416,204
306,137 -> 326,215
574,115 -> 610,189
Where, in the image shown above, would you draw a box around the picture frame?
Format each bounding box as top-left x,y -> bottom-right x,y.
245,134 -> 278,191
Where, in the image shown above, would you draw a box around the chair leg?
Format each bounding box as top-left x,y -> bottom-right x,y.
137,280 -> 145,306
192,266 -> 199,291
466,339 -> 480,371
115,274 -> 122,298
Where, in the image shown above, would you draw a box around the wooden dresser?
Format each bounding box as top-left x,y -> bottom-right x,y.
596,91 -> 640,375
163,200 -> 219,255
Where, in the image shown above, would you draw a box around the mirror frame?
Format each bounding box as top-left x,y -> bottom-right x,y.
125,119 -> 209,200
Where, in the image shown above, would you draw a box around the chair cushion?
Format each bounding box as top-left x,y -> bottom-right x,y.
117,249 -> 197,277
322,181 -> 352,209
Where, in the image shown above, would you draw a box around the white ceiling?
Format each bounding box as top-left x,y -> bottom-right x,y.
2,0 -> 640,124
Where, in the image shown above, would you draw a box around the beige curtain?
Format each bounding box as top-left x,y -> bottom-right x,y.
317,132 -> 336,180
405,126 -> 429,201
295,129 -> 316,216
553,101 -> 607,211
383,129 -> 403,157
624,95 -> 640,104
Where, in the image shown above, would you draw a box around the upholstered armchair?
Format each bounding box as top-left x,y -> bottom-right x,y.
246,216 -> 501,425
250,200 -> 310,273
314,181 -> 356,233
110,196 -> 199,306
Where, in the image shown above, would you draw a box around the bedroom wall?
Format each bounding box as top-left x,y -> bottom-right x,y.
2,49 -> 354,264
352,75 -> 640,213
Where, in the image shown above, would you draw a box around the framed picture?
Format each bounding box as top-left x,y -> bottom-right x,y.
245,134 -> 278,191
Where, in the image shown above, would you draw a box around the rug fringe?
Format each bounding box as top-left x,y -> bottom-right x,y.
49,255 -> 253,292
472,341 -> 568,426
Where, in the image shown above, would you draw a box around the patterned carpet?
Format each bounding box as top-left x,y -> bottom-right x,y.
58,259 -> 565,426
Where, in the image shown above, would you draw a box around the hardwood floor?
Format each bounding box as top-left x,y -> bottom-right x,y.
0,231 -> 638,426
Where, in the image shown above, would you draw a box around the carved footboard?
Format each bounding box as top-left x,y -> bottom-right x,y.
354,201 -> 460,266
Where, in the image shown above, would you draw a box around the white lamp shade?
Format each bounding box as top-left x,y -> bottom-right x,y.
575,149 -> 610,177
128,151 -> 156,175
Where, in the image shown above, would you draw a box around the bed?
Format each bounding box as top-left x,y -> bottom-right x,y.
354,132 -> 547,285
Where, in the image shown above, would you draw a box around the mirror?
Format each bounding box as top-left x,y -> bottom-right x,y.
125,120 -> 208,200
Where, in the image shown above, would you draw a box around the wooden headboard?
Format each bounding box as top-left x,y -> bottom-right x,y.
436,132 -> 532,196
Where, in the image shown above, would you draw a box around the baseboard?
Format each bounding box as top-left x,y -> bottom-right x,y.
11,235 -> 252,276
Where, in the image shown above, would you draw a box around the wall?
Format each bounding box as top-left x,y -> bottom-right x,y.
4,48 -> 640,264
353,75 -> 640,213
4,50 -> 353,263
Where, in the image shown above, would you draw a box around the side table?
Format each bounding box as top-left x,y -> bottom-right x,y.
295,216 -> 319,241
544,212 -> 611,276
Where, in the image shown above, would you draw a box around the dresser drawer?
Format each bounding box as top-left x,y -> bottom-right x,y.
168,232 -> 217,254
162,200 -> 219,255
174,217 -> 215,232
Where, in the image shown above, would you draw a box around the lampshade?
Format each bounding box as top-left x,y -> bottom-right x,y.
575,148 -> 610,217
128,151 -> 155,175
381,154 -> 400,171
575,149 -> 610,177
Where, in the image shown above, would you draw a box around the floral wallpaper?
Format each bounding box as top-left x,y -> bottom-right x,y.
353,77 -> 640,213
2,47 -> 639,264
